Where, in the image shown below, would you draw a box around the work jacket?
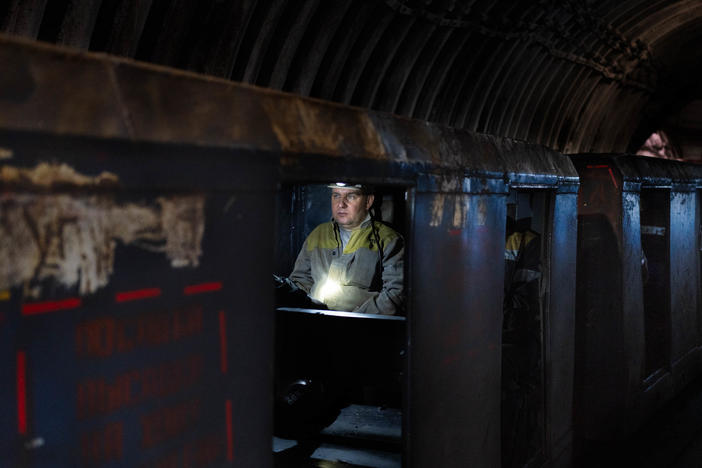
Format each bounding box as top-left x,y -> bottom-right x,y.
503,229 -> 541,342
290,219 -> 404,315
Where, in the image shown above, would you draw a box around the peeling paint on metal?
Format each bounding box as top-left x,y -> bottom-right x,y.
430,191 -> 490,229
429,177 -> 469,227
1,162 -> 118,187
476,199 -> 488,226
438,176 -> 462,192
0,175 -> 205,296
430,193 -> 445,227
157,196 -> 205,267
453,195 -> 468,229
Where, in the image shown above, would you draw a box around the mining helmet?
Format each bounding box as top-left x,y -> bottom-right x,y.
326,182 -> 374,194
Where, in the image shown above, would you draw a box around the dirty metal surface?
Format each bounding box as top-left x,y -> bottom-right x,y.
2,0 -> 693,159
0,35 -> 577,187
571,153 -> 702,446
547,191 -> 579,465
410,190 -> 505,468
0,133 -> 277,468
0,35 -> 588,468
572,154 -> 634,442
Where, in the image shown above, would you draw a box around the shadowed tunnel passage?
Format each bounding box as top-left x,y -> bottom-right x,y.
1,0 -> 702,158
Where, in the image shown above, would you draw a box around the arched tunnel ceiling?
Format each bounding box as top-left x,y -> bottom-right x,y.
1,0 -> 701,158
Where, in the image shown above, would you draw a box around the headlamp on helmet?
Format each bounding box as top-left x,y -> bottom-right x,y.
327,182 -> 374,194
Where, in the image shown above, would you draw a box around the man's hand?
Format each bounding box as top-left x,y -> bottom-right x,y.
274,274 -> 327,309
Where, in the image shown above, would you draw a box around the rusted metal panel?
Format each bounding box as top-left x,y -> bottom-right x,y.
499,138 -> 579,188
1,0 -> 699,158
617,155 -> 701,391
410,190 -> 505,468
669,190 -> 700,369
621,189 -> 645,397
571,154 -> 630,441
0,35 -> 581,186
0,164 -> 205,295
0,133 -> 277,468
260,94 -> 386,158
114,64 -> 282,151
547,192 -> 578,467
0,37 -> 131,138
0,33 -> 586,468
571,153 -> 702,447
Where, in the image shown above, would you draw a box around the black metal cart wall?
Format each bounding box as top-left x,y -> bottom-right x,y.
0,36 -> 579,468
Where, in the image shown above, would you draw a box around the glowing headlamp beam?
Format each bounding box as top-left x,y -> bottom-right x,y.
317,278 -> 341,303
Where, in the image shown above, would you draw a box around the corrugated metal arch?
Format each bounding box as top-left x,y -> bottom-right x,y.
1,0 -> 701,156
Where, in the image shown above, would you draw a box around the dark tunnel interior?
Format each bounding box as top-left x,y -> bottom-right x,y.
2,1 -> 702,468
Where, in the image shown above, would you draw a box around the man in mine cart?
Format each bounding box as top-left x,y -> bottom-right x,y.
286,182 -> 404,315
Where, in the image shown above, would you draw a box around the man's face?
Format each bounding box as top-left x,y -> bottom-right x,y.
331,187 -> 374,230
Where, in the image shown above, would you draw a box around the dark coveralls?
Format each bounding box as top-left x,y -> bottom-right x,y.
502,224 -> 542,467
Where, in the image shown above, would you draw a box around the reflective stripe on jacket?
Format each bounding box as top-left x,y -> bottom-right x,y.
290,219 -> 404,315
503,229 -> 541,339
504,230 -> 541,284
